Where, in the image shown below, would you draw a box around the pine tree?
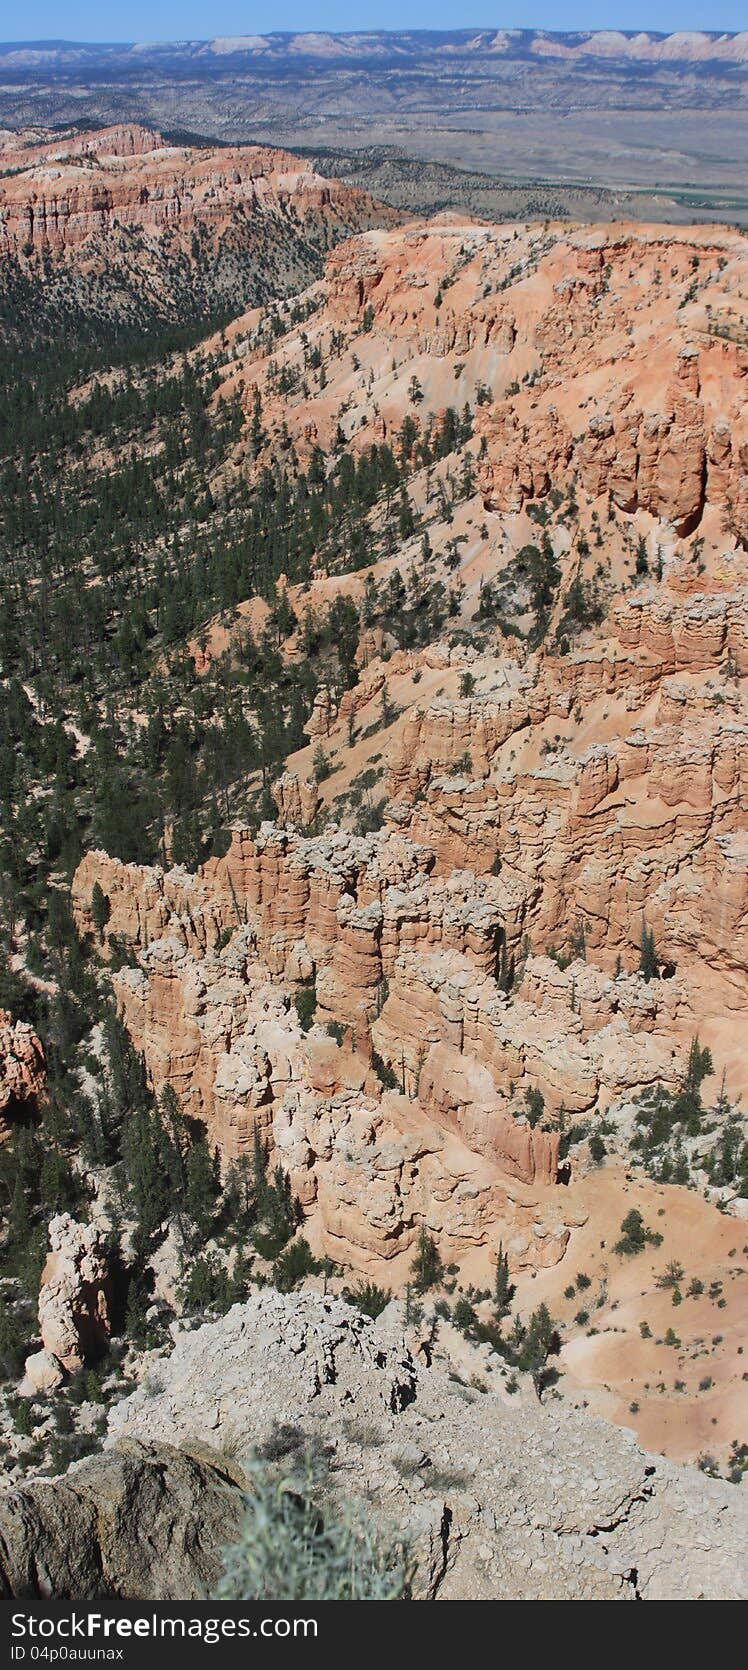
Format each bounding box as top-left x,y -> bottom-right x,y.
124,1275 -> 150,1349
411,1227 -> 444,1294
39,1144 -> 76,1215
685,1035 -> 713,1092
91,881 -> 110,941
249,388 -> 265,459
228,1154 -> 255,1226
639,919 -> 658,982
252,1124 -> 270,1218
0,1298 -> 26,1379
185,1136 -> 220,1241
265,1165 -> 299,1251
8,1169 -> 29,1248
493,1243 -> 513,1319
521,1303 -> 560,1400
231,1245 -> 254,1303
121,1104 -> 170,1250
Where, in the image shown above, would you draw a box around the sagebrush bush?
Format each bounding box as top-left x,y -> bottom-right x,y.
217,1453 -> 411,1600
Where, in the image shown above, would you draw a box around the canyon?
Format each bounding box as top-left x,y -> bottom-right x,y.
0,124 -> 391,259
0,122 -> 746,1598
56,189 -> 748,1471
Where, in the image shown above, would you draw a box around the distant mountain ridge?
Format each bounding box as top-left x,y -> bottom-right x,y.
1,28 -> 746,216
1,31 -> 748,68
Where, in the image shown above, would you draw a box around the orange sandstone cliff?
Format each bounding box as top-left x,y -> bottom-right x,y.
68,208 -> 748,1464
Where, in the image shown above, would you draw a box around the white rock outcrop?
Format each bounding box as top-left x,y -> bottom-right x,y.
107,1290 -> 748,1601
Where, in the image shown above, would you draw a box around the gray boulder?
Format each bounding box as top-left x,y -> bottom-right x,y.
0,1439 -> 246,1599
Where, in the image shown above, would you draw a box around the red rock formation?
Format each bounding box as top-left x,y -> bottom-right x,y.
62,208 -> 748,1293
0,124 -> 394,259
272,770 -> 321,829
305,687 -> 337,742
477,404 -> 573,513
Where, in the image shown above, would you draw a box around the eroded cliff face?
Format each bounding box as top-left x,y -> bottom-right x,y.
71,837 -> 572,1274
66,208 -> 748,1460
245,219 -> 748,545
69,558 -> 746,1268
71,544 -> 748,1206
380,585 -> 748,1014
0,123 -> 394,258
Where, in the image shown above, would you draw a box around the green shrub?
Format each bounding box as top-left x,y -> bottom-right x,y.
180,1253 -> 233,1316
312,745 -> 332,782
217,1454 -> 411,1600
0,1301 -> 28,1381
343,1281 -> 391,1320
271,1237 -> 320,1293
293,983 -> 317,1033
614,1210 -> 663,1256
452,1297 -> 478,1336
524,1087 -> 545,1127
493,1243 -> 513,1318
656,1260 -> 684,1290
251,1160 -> 302,1261
371,1049 -> 399,1092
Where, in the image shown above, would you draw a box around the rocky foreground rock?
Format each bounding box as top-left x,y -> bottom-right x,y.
98,1291 -> 745,1600
0,1441 -> 245,1600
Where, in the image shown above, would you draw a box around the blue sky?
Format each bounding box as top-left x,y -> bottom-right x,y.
1,6 -> 745,45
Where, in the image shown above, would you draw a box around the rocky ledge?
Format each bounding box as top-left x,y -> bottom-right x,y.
98,1291 -> 747,1601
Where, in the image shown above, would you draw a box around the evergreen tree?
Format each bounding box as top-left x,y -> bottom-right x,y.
411,1227 -> 444,1294
521,1303 -> 560,1400
91,881 -> 110,941
184,1137 -> 220,1243
252,1125 -> 270,1218
120,1104 -> 170,1250
493,1243 -> 513,1319
685,1036 -> 713,1093
639,919 -> 658,982
8,1170 -> 29,1248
